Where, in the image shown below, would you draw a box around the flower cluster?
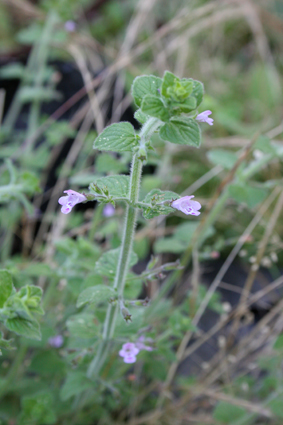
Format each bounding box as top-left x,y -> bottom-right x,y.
119,336 -> 153,364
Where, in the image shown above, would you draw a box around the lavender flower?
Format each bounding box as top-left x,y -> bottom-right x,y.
135,336 -> 153,352
196,110 -> 213,126
171,196 -> 201,216
64,20 -> 76,32
48,335 -> 64,348
58,190 -> 87,214
119,342 -> 140,364
103,203 -> 115,217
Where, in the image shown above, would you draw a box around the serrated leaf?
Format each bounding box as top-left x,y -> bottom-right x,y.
93,122 -> 139,153
161,71 -> 179,98
94,248 -> 138,280
76,285 -> 115,308
0,270 -> 13,308
159,117 -> 201,147
141,95 -> 169,121
134,109 -> 150,124
91,175 -> 130,198
60,371 -> 93,401
66,313 -> 100,338
171,97 -> 197,113
132,75 -> 162,107
5,317 -> 41,340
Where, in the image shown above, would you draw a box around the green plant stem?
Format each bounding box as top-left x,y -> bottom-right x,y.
87,117 -> 161,380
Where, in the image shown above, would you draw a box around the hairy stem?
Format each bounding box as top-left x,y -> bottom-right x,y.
87,117 -> 160,379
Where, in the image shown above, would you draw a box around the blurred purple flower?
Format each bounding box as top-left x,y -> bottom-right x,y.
48,335 -> 64,348
119,342 -> 140,364
171,196 -> 201,216
65,20 -> 76,32
135,335 -> 153,352
58,190 -> 86,214
103,203 -> 115,217
196,110 -> 213,126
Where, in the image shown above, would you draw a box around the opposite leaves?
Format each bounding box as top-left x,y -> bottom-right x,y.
93,122 -> 139,153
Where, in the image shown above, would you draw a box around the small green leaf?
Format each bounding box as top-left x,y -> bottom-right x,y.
229,183 -> 268,208
134,109 -> 150,124
95,153 -> 127,174
90,175 -> 130,198
94,248 -> 138,280
154,238 -> 186,254
76,285 -> 115,308
142,188 -> 178,219
171,97 -> 197,113
213,401 -> 246,424
159,117 -> 201,147
94,122 -> 139,153
0,270 -> 13,308
19,391 -> 57,425
161,71 -> 179,98
0,332 -> 15,351
5,317 -> 41,340
132,75 -> 162,107
66,313 -> 100,338
141,95 -> 169,121
19,87 -> 61,103
60,371 -> 93,401
207,149 -> 238,170
191,79 -> 204,107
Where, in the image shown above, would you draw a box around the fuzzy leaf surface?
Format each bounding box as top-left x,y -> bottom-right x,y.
159,117 -> 201,147
93,122 -> 139,153
141,95 -> 169,121
76,285 -> 116,308
132,75 -> 162,107
0,270 -> 13,308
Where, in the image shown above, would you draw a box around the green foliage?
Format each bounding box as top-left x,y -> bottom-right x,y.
93,248 -> 138,280
90,175 -> 130,201
132,75 -> 163,107
159,117 -> 201,147
76,286 -> 116,308
213,402 -> 247,424
93,122 -> 140,153
0,270 -> 13,308
142,188 -> 178,219
207,149 -> 238,170
66,313 -> 100,337
18,391 -> 57,425
229,183 -> 268,208
60,371 -> 93,401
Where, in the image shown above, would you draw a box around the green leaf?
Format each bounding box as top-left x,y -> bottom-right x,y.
60,371 -> 93,401
66,313 -> 100,337
19,87 -> 61,103
229,183 -> 268,208
159,117 -> 201,147
19,392 -> 57,425
269,399 -> 283,418
141,95 -> 169,121
191,79 -> 204,107
94,247 -> 138,280
134,109 -> 150,124
95,153 -> 127,174
171,97 -> 197,113
0,63 -> 25,79
207,149 -> 238,170
161,71 -> 179,98
0,332 -> 15,351
154,238 -> 186,254
142,188 -> 178,219
132,75 -> 162,107
0,270 -> 13,308
5,317 -> 41,340
94,122 -> 139,153
213,401 -> 246,424
90,175 -> 130,198
76,285 -> 115,308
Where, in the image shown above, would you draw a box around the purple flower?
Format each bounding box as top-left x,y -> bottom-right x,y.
64,20 -> 76,32
135,336 -> 153,352
196,110 -> 213,126
58,190 -> 87,214
119,342 -> 140,364
171,196 -> 201,216
103,203 -> 115,217
48,335 -> 64,348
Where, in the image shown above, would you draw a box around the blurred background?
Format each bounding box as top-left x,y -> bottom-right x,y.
1,0 -> 283,424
